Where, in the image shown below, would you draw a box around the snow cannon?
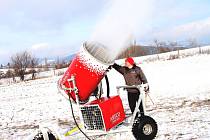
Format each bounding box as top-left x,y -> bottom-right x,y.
30,41 -> 158,140
60,42 -> 113,103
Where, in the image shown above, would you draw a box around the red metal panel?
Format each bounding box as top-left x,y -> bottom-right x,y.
86,96 -> 126,131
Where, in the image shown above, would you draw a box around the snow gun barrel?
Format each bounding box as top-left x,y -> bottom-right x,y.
60,42 -> 113,102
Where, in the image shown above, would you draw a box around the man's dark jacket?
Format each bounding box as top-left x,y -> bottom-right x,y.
112,63 -> 148,93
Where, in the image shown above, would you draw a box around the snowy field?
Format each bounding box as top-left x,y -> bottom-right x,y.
0,47 -> 210,140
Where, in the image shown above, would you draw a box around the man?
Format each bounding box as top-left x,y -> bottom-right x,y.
110,57 -> 149,115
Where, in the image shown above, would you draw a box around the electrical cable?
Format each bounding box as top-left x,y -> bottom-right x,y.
104,75 -> 110,98
67,74 -> 110,140
68,94 -> 92,140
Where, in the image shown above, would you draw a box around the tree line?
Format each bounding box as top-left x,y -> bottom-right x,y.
117,38 -> 202,59
0,38 -> 204,81
0,51 -> 70,81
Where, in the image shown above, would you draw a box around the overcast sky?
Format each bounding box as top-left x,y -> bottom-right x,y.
0,0 -> 210,64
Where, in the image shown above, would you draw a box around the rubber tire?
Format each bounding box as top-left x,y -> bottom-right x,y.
132,115 -> 158,140
32,131 -> 56,140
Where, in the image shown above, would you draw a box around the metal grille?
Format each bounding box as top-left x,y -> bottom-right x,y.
80,105 -> 105,130
84,41 -> 114,64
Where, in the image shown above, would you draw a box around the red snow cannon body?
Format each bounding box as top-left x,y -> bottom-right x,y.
60,42 -> 113,102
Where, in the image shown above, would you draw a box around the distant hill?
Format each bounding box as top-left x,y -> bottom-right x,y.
38,45 -> 188,65
38,54 -> 75,66
117,45 -> 187,59
37,45 -> 188,65
63,54 -> 75,62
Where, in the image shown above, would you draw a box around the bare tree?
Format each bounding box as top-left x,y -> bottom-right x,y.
169,41 -> 178,48
7,63 -> 11,68
169,41 -> 180,57
153,39 -> 161,60
5,69 -> 16,82
11,51 -> 32,81
55,56 -> 61,69
188,38 -> 198,48
187,38 -> 202,54
44,57 -> 49,71
30,57 -> 39,80
0,71 -> 4,79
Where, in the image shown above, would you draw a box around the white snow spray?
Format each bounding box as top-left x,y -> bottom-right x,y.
65,0 -> 155,79
88,0 -> 155,63
78,42 -> 112,75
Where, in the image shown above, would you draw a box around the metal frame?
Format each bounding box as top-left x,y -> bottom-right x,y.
63,75 -> 148,138
62,75 -> 86,131
29,76 -> 153,140
116,85 -> 146,125
63,75 -> 107,132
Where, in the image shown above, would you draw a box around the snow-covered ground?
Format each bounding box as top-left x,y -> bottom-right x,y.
0,47 -> 210,140
0,68 -> 66,86
108,54 -> 210,140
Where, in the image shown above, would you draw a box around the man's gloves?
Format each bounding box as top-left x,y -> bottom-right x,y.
143,83 -> 150,92
106,65 -> 112,72
107,65 -> 112,70
106,63 -> 116,71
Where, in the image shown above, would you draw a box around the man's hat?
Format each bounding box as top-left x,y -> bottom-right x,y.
125,57 -> 135,65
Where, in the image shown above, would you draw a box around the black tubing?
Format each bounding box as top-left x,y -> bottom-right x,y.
68,75 -> 110,139
104,75 -> 110,98
68,94 -> 92,140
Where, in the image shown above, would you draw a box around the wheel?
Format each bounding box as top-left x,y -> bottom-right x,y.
31,128 -> 57,140
132,115 -> 158,140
